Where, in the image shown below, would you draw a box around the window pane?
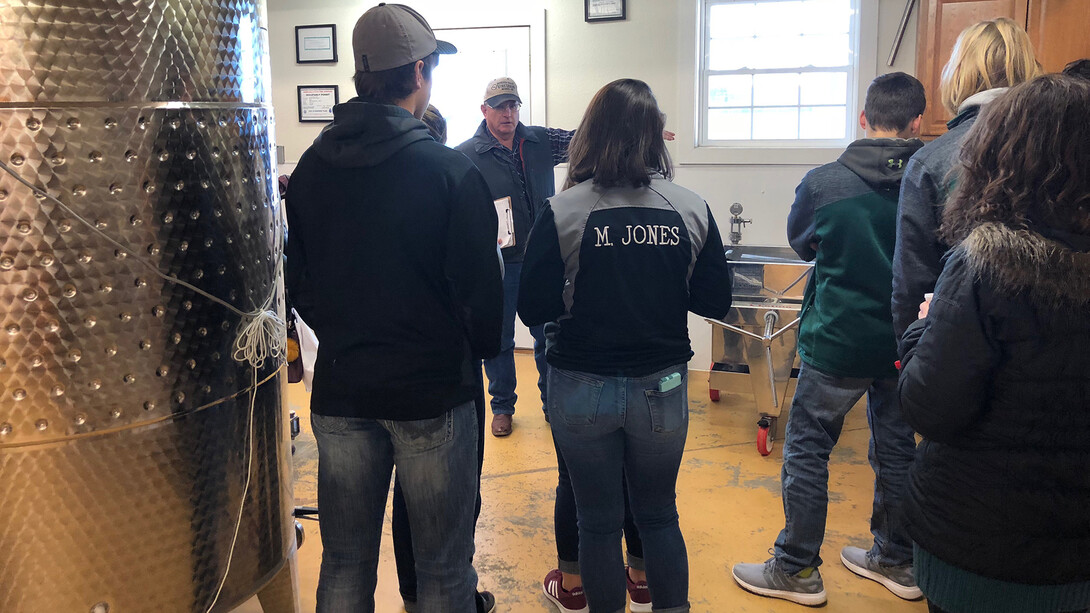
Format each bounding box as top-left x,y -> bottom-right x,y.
708,37 -> 755,71
709,74 -> 753,107
800,72 -> 847,105
709,108 -> 752,140
751,35 -> 811,69
709,3 -> 757,38
754,1 -> 805,36
802,33 -> 850,67
753,107 -> 799,139
799,106 -> 847,139
753,73 -> 799,106
702,0 -> 858,143
798,0 -> 853,36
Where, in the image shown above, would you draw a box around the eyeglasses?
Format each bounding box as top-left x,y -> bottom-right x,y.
487,101 -> 521,113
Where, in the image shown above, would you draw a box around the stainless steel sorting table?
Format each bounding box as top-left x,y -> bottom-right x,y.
705,245 -> 813,456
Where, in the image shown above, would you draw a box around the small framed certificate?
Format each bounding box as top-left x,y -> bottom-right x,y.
585,0 -> 626,22
297,85 -> 339,123
295,24 -> 338,63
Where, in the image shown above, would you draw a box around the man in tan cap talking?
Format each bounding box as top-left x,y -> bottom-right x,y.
455,77 -> 575,438
286,4 -> 501,612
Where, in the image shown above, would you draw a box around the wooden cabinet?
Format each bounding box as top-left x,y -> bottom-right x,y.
1027,0 -> 1090,73
914,0 -> 1090,138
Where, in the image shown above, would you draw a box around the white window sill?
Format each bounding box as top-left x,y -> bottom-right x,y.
674,142 -> 849,166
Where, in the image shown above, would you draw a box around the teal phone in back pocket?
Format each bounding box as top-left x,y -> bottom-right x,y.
658,372 -> 682,393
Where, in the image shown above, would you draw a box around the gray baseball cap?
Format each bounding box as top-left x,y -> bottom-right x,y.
352,3 -> 456,73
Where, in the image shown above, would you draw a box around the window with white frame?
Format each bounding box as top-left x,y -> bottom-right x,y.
701,0 -> 859,145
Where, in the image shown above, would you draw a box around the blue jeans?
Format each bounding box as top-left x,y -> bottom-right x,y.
391,367 -> 486,606
549,364 -> 692,613
483,260 -> 547,415
311,402 -> 479,613
552,433 -> 645,574
774,362 -> 917,574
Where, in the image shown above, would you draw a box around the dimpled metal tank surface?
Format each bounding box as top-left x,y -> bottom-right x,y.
0,1 -> 299,612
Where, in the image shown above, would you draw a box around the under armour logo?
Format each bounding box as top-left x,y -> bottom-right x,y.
887,158 -> 904,170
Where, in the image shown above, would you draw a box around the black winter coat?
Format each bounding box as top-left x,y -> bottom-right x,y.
286,101 -> 503,421
898,222 -> 1090,585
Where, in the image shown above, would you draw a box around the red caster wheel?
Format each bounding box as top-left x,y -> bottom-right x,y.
708,363 -> 720,402
757,417 -> 776,456
757,426 -> 774,456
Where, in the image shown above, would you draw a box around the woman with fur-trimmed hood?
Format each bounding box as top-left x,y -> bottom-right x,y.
898,75 -> 1090,613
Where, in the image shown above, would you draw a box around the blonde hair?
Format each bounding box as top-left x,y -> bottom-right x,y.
939,17 -> 1041,115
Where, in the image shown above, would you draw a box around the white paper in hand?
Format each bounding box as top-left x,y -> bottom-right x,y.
494,196 -> 515,248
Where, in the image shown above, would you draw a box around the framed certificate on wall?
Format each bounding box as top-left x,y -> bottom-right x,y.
297,85 -> 338,123
295,24 -> 338,63
585,0 -> 626,22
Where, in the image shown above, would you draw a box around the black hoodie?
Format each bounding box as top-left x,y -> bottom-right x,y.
286,100 -> 503,420
786,137 -> 924,378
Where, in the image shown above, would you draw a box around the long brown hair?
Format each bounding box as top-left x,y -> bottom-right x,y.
941,75 -> 1090,243
564,79 -> 672,190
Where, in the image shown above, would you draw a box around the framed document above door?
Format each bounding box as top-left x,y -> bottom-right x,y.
586,0 -> 626,22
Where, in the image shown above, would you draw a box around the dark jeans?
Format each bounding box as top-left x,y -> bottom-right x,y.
311,402 -> 479,613
549,364 -> 691,613
773,362 -> 916,573
928,603 -> 1087,613
553,435 -> 645,574
393,367 -> 487,605
482,260 -> 548,415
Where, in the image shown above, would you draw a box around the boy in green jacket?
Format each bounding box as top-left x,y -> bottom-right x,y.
733,73 -> 925,606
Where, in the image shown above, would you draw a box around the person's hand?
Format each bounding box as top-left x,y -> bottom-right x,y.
663,130 -> 676,141
918,293 -> 933,319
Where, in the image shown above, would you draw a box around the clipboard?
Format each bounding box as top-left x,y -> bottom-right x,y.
494,196 -> 515,248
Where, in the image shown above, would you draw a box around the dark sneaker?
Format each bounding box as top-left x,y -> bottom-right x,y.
732,558 -> 827,606
543,568 -> 589,613
626,568 -> 652,612
476,590 -> 496,613
840,546 -> 923,600
491,414 -> 513,437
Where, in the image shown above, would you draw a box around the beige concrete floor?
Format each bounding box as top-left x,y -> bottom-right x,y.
279,353 -> 928,613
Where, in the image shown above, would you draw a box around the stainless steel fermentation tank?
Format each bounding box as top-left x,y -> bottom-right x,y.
0,2 -> 299,612
706,246 -> 813,456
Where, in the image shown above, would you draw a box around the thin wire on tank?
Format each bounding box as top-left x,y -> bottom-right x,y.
0,158 -> 286,368
0,158 -> 286,612
203,367 -> 261,613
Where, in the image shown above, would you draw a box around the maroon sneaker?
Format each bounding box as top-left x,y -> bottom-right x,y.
626,569 -> 652,613
543,568 -> 589,613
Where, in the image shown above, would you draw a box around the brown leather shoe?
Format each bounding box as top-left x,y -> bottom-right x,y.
491,414 -> 513,437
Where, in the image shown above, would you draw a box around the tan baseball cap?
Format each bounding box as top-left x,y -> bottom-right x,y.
352,3 -> 456,73
483,77 -> 522,106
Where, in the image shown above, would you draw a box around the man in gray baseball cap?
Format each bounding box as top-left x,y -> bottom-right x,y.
286,4 -> 501,613
455,78 -> 575,440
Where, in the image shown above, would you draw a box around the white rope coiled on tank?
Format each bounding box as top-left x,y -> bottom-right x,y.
0,158 -> 286,613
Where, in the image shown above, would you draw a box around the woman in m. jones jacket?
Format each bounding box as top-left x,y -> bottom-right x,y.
898,75 -> 1090,613
518,78 -> 732,613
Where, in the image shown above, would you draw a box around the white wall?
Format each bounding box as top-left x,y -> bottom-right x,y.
267,0 -> 919,369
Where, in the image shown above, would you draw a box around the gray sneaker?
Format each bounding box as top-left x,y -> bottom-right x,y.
732,558 -> 827,606
840,546 -> 923,600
